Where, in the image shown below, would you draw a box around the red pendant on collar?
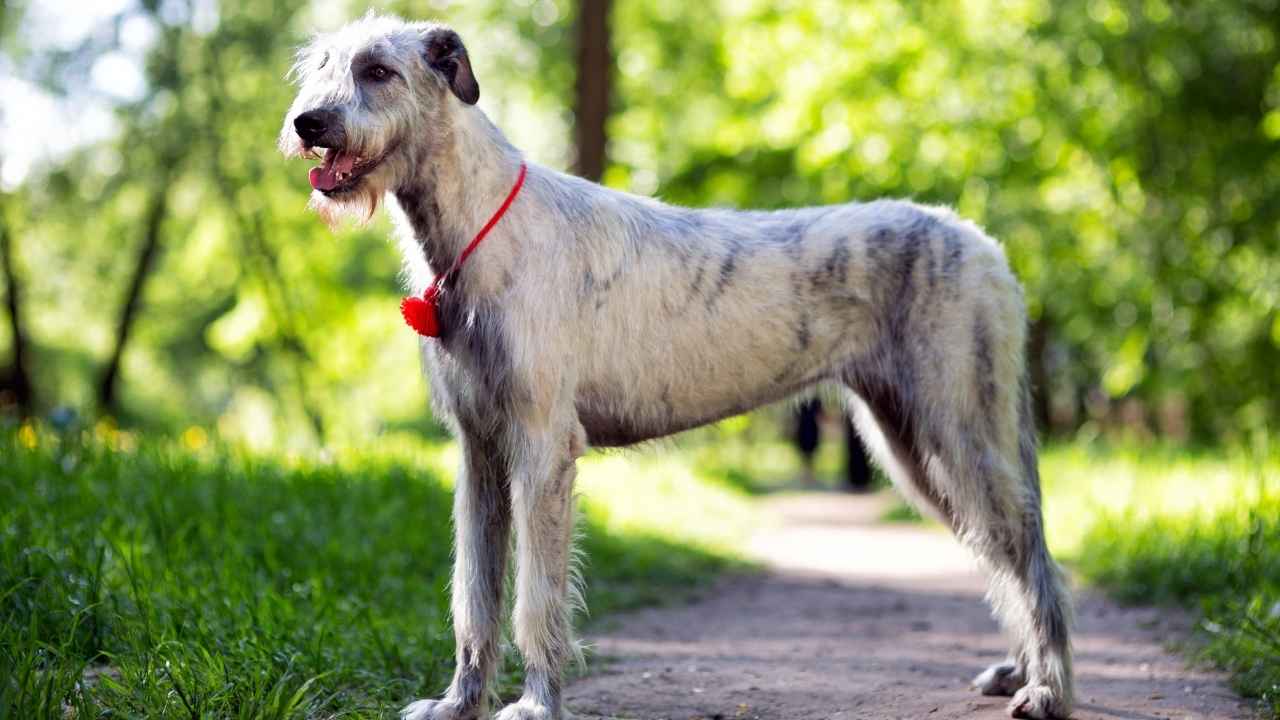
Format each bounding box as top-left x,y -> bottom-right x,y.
400,284 -> 441,337
402,162 -> 527,338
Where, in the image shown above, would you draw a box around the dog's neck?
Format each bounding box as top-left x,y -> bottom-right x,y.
393,106 -> 523,276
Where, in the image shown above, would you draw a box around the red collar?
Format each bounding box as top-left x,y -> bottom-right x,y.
400,162 -> 528,337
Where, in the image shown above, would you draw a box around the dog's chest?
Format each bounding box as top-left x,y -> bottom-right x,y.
423,295 -> 519,421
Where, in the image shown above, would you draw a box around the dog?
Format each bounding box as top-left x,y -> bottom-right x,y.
279,14 -> 1073,720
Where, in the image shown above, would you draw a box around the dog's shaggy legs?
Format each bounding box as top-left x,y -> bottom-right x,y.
848,387 -> 1072,718
974,659 -> 1027,697
977,533 -> 1074,720
981,404 -> 1074,720
404,430 -> 511,720
497,420 -> 583,720
843,272 -> 1073,719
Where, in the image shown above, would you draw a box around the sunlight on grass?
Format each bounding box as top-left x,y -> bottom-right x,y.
577,448 -> 761,555
877,443 -> 1280,547
1039,443 -> 1276,556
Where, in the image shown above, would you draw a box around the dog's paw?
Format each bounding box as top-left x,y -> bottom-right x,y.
400,698 -> 473,720
1008,684 -> 1070,719
494,698 -> 557,720
973,661 -> 1026,696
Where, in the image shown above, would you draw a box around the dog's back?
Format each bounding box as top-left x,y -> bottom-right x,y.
529,174 -> 1016,448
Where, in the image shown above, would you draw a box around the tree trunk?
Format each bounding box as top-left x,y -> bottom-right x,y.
97,179 -> 170,417
0,201 -> 34,417
573,0 -> 612,182
1028,315 -> 1053,436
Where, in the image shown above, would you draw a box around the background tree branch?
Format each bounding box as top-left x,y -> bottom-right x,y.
0,194 -> 34,417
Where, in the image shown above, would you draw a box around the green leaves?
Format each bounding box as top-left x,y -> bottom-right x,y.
3,0 -> 1279,439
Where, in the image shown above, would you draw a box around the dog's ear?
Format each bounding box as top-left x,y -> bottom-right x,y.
423,28 -> 479,105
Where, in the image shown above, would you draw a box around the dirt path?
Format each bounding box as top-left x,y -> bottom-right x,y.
566,491 -> 1255,720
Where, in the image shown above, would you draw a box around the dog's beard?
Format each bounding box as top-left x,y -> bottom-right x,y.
308,174 -> 386,229
280,128 -> 393,229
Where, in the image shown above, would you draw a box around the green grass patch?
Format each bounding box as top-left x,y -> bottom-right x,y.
0,425 -> 754,719
879,500 -> 925,523
1038,443 -> 1280,717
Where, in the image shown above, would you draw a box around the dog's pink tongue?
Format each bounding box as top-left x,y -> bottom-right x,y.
308,151 -> 356,191
308,165 -> 334,191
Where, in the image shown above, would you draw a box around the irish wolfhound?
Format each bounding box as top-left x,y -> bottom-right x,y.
279,14 -> 1073,720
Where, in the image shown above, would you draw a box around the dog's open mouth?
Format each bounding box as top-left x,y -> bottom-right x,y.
307,147 -> 379,194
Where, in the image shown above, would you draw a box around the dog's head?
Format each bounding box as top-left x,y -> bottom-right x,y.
279,13 -> 479,225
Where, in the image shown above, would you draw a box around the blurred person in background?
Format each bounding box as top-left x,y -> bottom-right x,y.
794,398 -> 872,491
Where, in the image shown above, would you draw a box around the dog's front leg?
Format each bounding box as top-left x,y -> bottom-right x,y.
403,430 -> 511,720
496,419 -> 583,720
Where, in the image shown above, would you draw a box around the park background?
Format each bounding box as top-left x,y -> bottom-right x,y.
1,0 -> 1277,717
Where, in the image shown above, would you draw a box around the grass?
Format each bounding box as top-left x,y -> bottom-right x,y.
0,423 -> 755,719
878,500 -> 924,523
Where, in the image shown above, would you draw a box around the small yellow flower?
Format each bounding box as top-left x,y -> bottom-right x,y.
17,423 -> 37,450
181,426 -> 208,451
94,418 -> 118,443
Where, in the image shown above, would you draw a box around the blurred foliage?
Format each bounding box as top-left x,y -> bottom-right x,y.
0,0 -> 1278,444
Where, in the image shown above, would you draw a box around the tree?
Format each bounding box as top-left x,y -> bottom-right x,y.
97,169 -> 173,417
0,195 -> 34,417
0,0 -> 34,418
573,0 -> 611,181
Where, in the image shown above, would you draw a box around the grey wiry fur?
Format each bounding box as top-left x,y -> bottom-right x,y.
280,13 -> 1074,720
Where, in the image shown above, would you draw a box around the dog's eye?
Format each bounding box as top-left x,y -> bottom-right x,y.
365,65 -> 392,82
318,51 -> 328,70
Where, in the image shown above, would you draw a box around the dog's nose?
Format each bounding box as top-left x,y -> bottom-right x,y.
294,110 -> 330,145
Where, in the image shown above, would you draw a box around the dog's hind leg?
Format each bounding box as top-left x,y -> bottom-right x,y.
403,428 -> 511,720
843,330 -> 1072,719
497,415 -> 584,720
971,383 -> 1074,720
